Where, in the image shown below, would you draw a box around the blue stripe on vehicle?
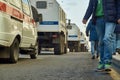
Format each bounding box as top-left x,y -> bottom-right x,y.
40,21 -> 59,25
68,35 -> 78,37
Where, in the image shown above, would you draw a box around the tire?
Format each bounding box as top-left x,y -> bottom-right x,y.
38,40 -> 41,55
64,46 -> 67,54
30,41 -> 38,59
54,34 -> 64,55
54,45 -> 61,55
9,39 -> 19,63
30,54 -> 37,59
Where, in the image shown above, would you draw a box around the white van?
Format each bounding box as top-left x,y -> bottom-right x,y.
0,0 -> 40,63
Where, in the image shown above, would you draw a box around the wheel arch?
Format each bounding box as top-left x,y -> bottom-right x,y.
15,35 -> 21,44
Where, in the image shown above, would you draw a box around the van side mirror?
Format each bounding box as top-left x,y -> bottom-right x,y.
38,14 -> 42,23
67,19 -> 72,29
34,15 -> 39,22
31,6 -> 41,22
67,25 -> 72,29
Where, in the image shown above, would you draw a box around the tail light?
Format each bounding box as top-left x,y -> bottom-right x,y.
52,34 -> 58,38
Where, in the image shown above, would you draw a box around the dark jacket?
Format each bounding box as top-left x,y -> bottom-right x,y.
114,0 -> 120,33
102,0 -> 117,23
86,20 -> 98,41
83,0 -> 118,24
83,0 -> 97,24
117,0 -> 120,20
114,24 -> 120,33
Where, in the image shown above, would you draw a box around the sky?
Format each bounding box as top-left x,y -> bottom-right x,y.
56,0 -> 89,34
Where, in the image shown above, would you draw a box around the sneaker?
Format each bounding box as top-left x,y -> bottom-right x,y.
112,52 -> 116,55
91,55 -> 95,59
116,48 -> 120,54
96,54 -> 99,58
104,64 -> 111,71
95,63 -> 104,72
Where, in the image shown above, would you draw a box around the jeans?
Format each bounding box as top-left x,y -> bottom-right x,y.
112,33 -> 116,54
116,33 -> 120,49
95,17 -> 116,64
91,41 -> 99,56
103,22 -> 116,63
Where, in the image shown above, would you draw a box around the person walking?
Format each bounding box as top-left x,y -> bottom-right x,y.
82,0 -> 105,71
96,0 -> 118,71
114,22 -> 120,54
112,33 -> 116,55
86,20 -> 99,59
82,0 -> 119,71
116,33 -> 120,54
114,0 -> 120,54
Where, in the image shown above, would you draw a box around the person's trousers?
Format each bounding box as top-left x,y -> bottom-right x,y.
116,33 -> 120,49
95,17 -> 116,64
91,41 -> 99,56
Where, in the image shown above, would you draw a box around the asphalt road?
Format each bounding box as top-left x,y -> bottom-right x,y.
0,52 -> 119,80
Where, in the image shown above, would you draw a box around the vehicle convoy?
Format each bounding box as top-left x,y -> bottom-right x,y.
67,23 -> 81,52
0,0 -> 41,63
30,0 -> 67,54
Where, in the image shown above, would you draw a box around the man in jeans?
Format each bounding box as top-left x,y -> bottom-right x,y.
114,25 -> 120,54
82,0 -> 118,71
116,34 -> 120,54
86,20 -> 99,59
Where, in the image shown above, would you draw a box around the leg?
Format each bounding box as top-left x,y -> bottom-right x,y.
91,41 -> 95,59
95,18 -> 105,64
95,41 -> 99,58
95,18 -> 105,71
103,22 -> 116,71
103,22 -> 116,63
116,33 -> 120,54
112,33 -> 116,55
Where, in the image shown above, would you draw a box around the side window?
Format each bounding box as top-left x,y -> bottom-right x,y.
3,0 -> 7,1
31,6 -> 38,20
36,1 -> 47,9
9,0 -> 21,9
22,0 -> 31,15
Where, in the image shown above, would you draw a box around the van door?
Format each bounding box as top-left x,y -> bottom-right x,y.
21,0 -> 37,47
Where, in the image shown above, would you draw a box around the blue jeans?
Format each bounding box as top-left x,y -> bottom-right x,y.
112,33 -> 116,54
91,41 -> 99,56
91,41 -> 95,56
95,18 -> 116,64
116,33 -> 120,49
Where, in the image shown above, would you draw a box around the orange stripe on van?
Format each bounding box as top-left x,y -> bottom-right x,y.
0,1 -> 34,24
0,1 -> 23,20
0,2 -> 6,12
12,8 -> 23,19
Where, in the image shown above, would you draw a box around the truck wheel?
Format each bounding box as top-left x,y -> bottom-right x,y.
64,46 -> 67,54
30,54 -> 37,59
54,44 -> 61,55
9,39 -> 19,63
38,40 -> 41,55
30,41 -> 38,59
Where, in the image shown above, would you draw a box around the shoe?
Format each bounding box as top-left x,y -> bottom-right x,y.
96,54 -> 99,58
112,52 -> 116,55
91,55 -> 95,59
95,63 -> 104,72
116,48 -> 120,54
104,64 -> 111,71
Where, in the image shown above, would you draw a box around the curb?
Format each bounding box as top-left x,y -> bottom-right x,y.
112,54 -> 120,68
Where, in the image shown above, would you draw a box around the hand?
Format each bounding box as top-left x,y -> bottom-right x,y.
118,19 -> 120,24
82,19 -> 87,24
